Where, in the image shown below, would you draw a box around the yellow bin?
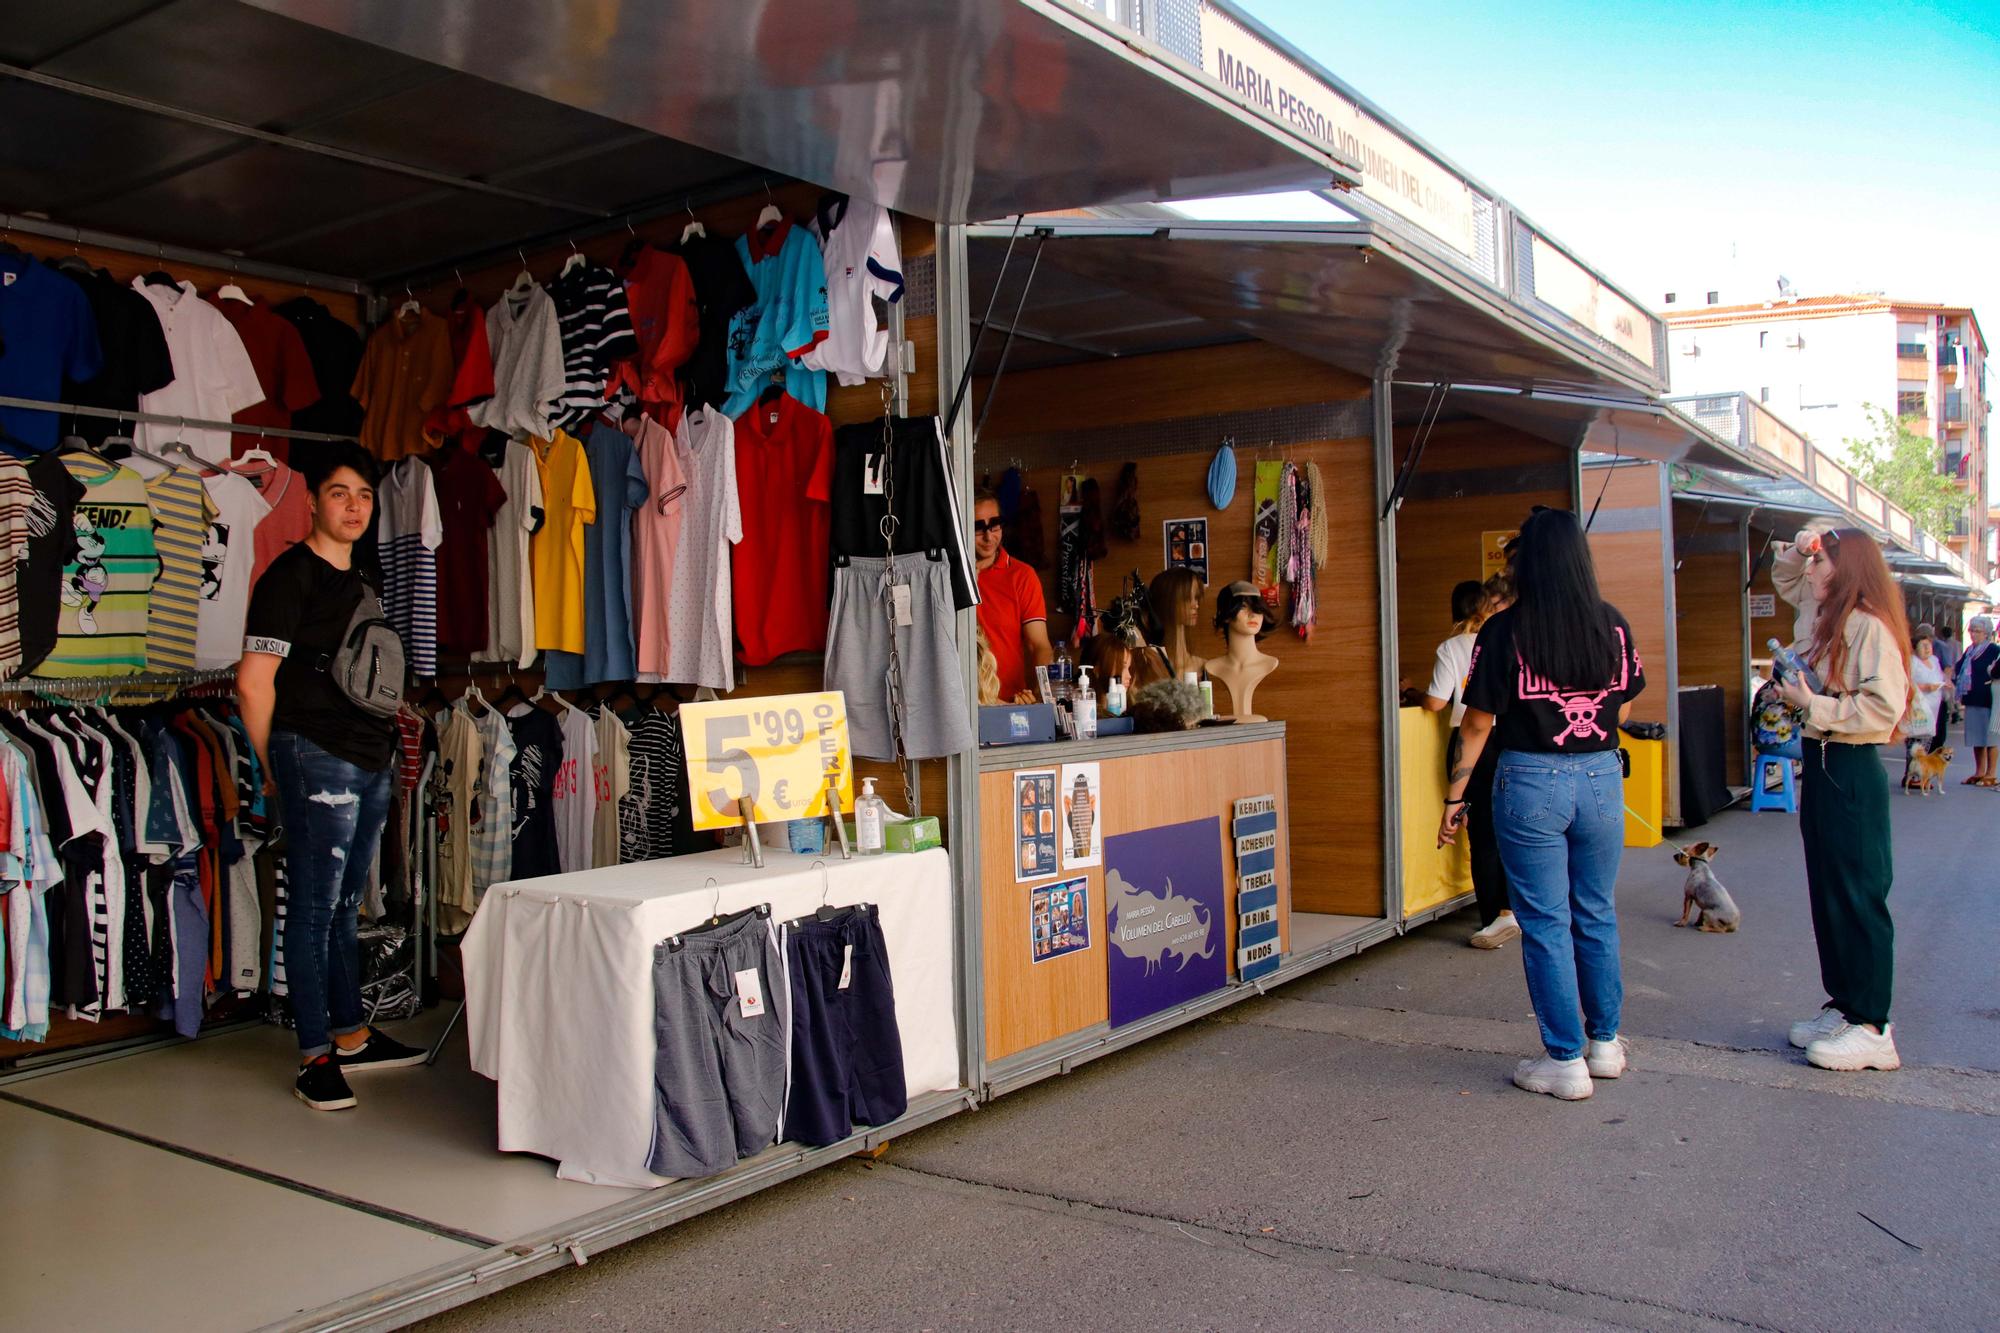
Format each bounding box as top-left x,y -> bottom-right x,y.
1620,738 -> 1664,848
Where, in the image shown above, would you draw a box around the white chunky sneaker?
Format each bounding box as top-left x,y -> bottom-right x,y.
1585,1036 -> 1629,1079
1806,1022 -> 1900,1072
1788,1008 -> 1846,1049
1469,911 -> 1521,950
1512,1055 -> 1593,1100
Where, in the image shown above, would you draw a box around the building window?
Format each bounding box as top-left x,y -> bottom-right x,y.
1897,321 -> 1927,359
1705,290 -> 1719,305
1897,386 -> 1928,417
1663,291 -> 1676,305
1759,331 -> 1769,348
1759,386 -> 1771,403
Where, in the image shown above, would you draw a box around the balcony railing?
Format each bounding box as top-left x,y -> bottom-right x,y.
1939,341 -> 1963,367
1944,394 -> 1967,424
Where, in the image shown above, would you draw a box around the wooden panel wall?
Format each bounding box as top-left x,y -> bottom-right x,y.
1393,422 -> 1571,693
1673,507 -> 1748,786
977,344 -> 1382,917
979,736 -> 1290,1062
1747,524 -> 1796,655
1586,466 -> 1670,727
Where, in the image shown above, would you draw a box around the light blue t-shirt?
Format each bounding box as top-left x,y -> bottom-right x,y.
545,421 -> 648,689
721,220 -> 830,418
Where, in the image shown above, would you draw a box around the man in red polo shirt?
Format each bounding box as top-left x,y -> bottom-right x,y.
973,491 -> 1053,703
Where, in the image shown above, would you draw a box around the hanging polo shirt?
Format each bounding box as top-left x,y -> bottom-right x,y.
274,297 -> 364,438
0,458 -> 33,674
354,307 -> 454,462
730,393 -> 833,665
546,259 -> 638,432
50,258 -> 170,446
631,414 -> 691,677
378,457 -> 444,675
0,255 -> 103,455
210,295 -> 319,443
132,278 -> 263,463
228,457 -> 311,586
802,195 -> 904,386
721,219 -> 830,417
484,435 -> 543,668
422,299 -> 496,450
663,407 -> 739,690
546,420 -> 646,688
473,282 -> 566,441
976,547 -> 1047,703
140,463 -> 213,672
42,453 -> 156,677
616,245 -> 700,417
667,232 -> 756,412
426,445 -> 506,657
529,430 -> 596,655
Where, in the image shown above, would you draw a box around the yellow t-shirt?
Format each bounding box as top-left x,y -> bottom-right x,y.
530,430 -> 597,654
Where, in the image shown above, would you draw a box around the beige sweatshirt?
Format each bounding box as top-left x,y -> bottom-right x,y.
1797,612 -> 1910,745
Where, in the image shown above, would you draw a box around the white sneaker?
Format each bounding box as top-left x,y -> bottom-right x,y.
1469,911 -> 1521,950
1788,1008 -> 1846,1049
1512,1055 -> 1593,1100
1806,1022 -> 1900,1072
1585,1036 -> 1629,1079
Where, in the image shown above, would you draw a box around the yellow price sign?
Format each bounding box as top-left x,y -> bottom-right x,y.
681,691 -> 853,831
1481,530 -> 1516,582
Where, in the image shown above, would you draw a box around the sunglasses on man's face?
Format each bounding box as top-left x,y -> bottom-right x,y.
973,518 -> 1005,535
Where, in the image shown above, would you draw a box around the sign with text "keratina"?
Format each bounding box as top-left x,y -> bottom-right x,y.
1199,3 -> 1480,261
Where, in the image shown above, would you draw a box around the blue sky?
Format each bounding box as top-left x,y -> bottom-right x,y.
1227,0 -> 2000,344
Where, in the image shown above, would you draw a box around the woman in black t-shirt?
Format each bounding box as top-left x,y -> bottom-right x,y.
237,444 -> 424,1113
1440,508 -> 1645,1102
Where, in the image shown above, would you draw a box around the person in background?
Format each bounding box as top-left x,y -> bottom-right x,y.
1422,580 -> 1516,948
1771,528 -> 1911,1071
1902,632 -> 1946,787
1932,620 -> 1962,735
1953,616 -> 2000,786
1483,571 -> 1515,613
1441,509 -> 1646,1101
1147,567 -> 1207,680
237,443 -> 426,1112
973,490 -> 1053,704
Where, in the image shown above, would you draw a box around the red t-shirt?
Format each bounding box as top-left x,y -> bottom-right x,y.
211,296 -> 319,445
731,393 -> 833,665
427,445 -> 508,655
617,247 -> 700,419
976,547 -> 1047,702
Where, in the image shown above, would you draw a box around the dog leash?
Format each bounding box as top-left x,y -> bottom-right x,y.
1619,803 -> 1701,859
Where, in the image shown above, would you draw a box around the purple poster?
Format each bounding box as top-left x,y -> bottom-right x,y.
1104,817 -> 1227,1027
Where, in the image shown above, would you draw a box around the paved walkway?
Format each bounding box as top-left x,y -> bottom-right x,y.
421,748 -> 2000,1332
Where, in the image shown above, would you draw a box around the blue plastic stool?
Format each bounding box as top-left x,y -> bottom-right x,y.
1750,751 -> 1798,813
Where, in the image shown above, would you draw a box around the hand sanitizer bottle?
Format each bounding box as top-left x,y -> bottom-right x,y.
854,777 -> 887,856
1105,675 -> 1127,718
1073,666 -> 1098,740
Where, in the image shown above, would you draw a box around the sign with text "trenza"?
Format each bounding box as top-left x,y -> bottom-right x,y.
682,692 -> 853,831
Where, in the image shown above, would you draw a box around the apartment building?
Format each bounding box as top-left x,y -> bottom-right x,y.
1661,293 -> 1990,573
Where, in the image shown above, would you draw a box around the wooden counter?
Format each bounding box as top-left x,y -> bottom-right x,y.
977,724 -> 1290,1063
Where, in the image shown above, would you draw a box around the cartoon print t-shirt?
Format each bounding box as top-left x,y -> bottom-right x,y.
40,453 -> 157,678
1462,604 -> 1645,754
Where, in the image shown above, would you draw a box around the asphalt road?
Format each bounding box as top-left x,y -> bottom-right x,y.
419,748 -> 2000,1332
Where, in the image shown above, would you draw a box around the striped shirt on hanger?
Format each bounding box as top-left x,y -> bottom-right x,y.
0,459 -> 33,675
141,465 -> 213,672
547,259 -> 638,431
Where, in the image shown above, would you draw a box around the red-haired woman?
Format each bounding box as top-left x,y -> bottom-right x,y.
1772,528 -> 1911,1072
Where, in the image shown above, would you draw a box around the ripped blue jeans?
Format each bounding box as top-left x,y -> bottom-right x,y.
270,731 -> 392,1058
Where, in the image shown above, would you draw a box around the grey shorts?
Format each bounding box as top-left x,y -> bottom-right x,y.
647,907 -> 789,1180
824,554 -> 973,761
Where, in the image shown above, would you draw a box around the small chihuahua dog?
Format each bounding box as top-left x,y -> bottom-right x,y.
1908,743 -> 1952,796
1671,842 -> 1741,933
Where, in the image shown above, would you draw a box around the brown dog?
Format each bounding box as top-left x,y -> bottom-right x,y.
1671,842 -> 1741,933
1909,744 -> 1952,796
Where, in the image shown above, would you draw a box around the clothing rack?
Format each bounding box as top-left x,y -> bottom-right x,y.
0,667 -> 236,698
0,394 -> 361,446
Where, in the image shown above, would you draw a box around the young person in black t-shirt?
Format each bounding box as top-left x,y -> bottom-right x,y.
1439,508 -> 1646,1102
237,444 -> 424,1112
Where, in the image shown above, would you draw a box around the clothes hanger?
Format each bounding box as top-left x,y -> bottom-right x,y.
233,442 -> 279,470
617,216 -> 648,269
159,435 -> 221,476
756,370 -> 785,409
507,252 -> 535,298
680,199 -> 705,244
398,285 -> 422,319
216,259 -> 250,305
141,242 -> 178,290
755,180 -> 784,232
449,268 -> 469,310
559,239 -> 587,278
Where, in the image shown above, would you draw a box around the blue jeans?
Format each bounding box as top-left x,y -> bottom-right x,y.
1493,749 -> 1626,1061
271,731 -> 392,1059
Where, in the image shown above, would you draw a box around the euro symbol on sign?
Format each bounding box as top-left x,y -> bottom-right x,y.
773,778 -> 790,809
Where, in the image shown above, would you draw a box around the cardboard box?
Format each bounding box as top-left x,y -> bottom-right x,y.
978,702 -> 1058,746
887,815 -> 942,854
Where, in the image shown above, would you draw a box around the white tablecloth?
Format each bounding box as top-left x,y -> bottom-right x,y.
462,846 -> 960,1187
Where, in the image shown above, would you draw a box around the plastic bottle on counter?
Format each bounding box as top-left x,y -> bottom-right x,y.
1185,670 -> 1213,721
1105,675 -> 1127,718
1050,642 -> 1074,702
854,777 -> 888,856
1073,666 -> 1098,740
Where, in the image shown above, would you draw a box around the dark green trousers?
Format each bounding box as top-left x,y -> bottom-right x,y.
1800,740 -> 1895,1027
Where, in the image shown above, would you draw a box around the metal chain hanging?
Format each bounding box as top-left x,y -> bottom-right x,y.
874,379 -> 916,812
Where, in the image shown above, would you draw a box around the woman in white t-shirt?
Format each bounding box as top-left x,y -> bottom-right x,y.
1901,632 -> 1947,786
1423,580 -> 1516,947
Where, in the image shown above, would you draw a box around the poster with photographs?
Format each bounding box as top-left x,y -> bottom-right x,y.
1031,877 -> 1092,963
1164,517 -> 1209,584
1059,762 -> 1102,870
1014,769 -> 1060,883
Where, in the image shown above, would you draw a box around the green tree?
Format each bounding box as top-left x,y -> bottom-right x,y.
1843,405 -> 1965,541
